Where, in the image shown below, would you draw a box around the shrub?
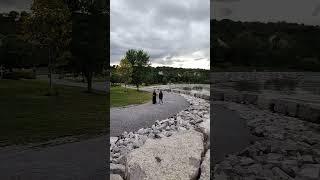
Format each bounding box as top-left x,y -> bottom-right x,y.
3,71 -> 36,80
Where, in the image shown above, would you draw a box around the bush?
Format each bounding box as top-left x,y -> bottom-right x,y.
234,80 -> 261,92
3,71 -> 36,80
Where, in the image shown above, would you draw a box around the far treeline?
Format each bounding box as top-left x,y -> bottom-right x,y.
111,50 -> 209,88
212,19 -> 320,71
0,0 -> 108,93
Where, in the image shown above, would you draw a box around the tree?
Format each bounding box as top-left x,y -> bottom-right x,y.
117,58 -> 132,90
125,49 -> 150,91
22,0 -> 71,94
71,0 -> 108,92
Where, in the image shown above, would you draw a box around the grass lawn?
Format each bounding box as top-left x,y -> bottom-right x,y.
111,86 -> 151,107
0,79 -> 108,146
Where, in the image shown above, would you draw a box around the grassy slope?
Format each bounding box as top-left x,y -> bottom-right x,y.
0,80 -> 108,146
110,86 -> 151,107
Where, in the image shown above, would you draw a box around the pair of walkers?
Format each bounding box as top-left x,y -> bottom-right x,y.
152,89 -> 163,104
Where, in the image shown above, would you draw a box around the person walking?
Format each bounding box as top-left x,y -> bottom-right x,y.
159,90 -> 163,104
152,89 -> 157,104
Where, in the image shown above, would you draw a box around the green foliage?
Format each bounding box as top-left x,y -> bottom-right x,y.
125,49 -> 151,90
71,12 -> 108,92
23,0 -> 71,51
117,58 -> 133,87
110,65 -> 210,85
3,71 -> 36,80
212,19 -> 320,71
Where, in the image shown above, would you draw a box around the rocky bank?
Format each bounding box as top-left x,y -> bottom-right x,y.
110,94 -> 210,180
213,101 -> 320,179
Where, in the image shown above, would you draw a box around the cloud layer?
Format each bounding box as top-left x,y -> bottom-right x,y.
211,0 -> 320,25
0,0 -> 31,13
111,0 -> 210,69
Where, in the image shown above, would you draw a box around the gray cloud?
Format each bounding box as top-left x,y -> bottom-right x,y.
111,0 -> 210,69
211,0 -> 320,25
312,4 -> 320,16
0,0 -> 31,12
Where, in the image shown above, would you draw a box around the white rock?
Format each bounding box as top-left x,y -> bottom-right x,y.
199,150 -> 210,180
110,163 -> 125,178
110,174 -> 123,180
110,137 -> 118,146
125,130 -> 204,180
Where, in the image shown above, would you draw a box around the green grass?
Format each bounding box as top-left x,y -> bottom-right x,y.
111,86 -> 151,107
0,79 -> 108,146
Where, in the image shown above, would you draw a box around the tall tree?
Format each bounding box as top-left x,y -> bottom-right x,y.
71,0 -> 108,92
117,58 -> 132,91
23,0 -> 71,94
125,49 -> 150,91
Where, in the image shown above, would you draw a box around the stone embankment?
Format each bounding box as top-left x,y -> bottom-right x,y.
110,94 -> 210,180
212,88 -> 320,124
210,72 -> 304,84
162,88 -> 210,100
213,101 -> 320,179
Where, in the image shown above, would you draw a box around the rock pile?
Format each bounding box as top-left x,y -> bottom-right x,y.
110,94 -> 210,180
126,130 -> 204,180
213,101 -> 320,179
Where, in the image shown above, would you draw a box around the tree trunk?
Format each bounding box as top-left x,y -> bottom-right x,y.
136,84 -> 139,91
48,47 -> 53,93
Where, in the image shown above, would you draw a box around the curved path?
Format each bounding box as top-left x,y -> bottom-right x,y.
0,136 -> 107,180
110,91 -> 190,136
211,104 -> 253,163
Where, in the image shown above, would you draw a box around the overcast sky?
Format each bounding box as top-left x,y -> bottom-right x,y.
0,0 -> 31,13
211,0 -> 320,25
110,0 -> 210,69
2,0 -> 320,69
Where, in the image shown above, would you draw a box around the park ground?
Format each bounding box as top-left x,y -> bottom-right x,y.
110,86 -> 151,107
0,79 -> 108,146
0,80 -> 153,146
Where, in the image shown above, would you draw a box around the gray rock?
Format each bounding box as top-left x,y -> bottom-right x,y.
272,167 -> 293,180
199,150 -> 210,180
125,130 -> 204,180
298,164 -> 320,179
110,137 -> 118,146
240,157 -> 255,166
110,174 -> 123,180
301,155 -> 314,163
110,163 -> 125,178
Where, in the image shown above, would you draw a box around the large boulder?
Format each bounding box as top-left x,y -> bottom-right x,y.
199,150 -> 210,180
110,174 -> 123,180
125,130 -> 204,180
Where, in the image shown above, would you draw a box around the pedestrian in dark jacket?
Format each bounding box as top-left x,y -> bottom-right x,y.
152,90 -> 157,104
159,90 -> 163,104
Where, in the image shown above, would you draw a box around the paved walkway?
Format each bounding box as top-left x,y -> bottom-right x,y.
0,136 -> 107,180
110,91 -> 190,136
37,76 -> 108,92
211,103 -> 253,163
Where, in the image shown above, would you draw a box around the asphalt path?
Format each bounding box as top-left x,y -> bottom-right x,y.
0,136 -> 107,180
110,91 -> 190,136
211,103 -> 253,163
